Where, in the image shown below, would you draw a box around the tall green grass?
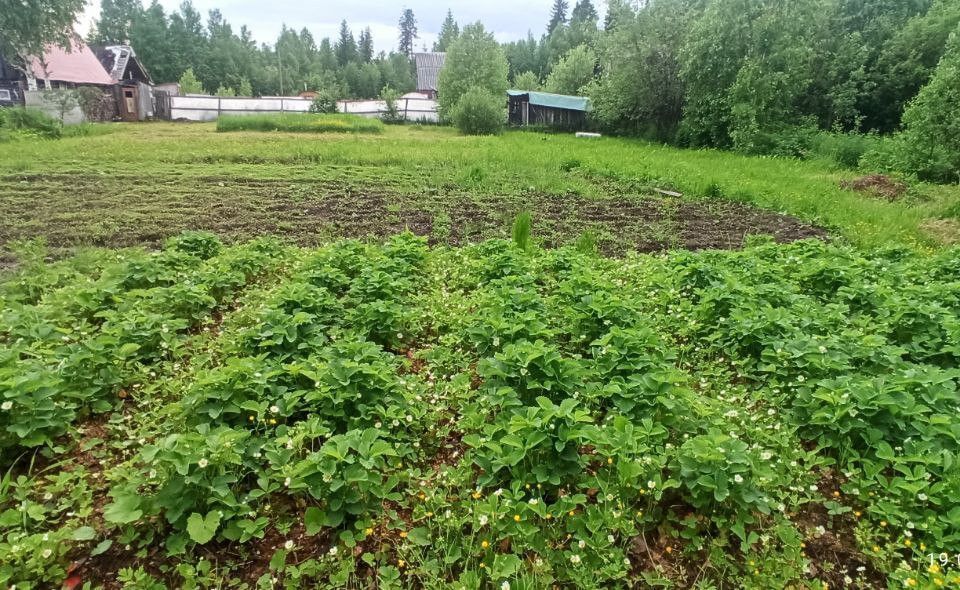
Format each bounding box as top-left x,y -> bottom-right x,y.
215,113 -> 384,134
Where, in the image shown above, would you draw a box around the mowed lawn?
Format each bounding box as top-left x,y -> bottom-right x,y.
0,122 -> 958,257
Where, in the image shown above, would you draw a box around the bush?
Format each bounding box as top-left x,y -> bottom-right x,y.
379,85 -> 404,124
861,135 -> 956,184
0,107 -> 61,138
216,113 -> 383,134
450,87 -> 504,136
811,132 -> 879,169
308,91 -> 339,114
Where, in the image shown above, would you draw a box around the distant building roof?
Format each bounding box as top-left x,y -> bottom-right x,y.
94,45 -> 153,85
30,42 -> 116,85
508,90 -> 591,112
413,52 -> 445,93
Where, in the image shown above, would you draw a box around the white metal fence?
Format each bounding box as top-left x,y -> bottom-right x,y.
168,95 -> 438,123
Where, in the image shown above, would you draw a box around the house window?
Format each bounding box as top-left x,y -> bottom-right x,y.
0,89 -> 11,101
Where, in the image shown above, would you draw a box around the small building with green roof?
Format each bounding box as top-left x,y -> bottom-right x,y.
507,90 -> 591,131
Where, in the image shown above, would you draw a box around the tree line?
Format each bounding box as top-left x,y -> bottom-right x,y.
88,0 -> 423,99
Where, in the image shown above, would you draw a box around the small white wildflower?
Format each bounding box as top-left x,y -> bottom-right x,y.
375,421 -> 382,429
284,477 -> 291,487
479,515 -> 488,526
494,488 -> 504,497
197,458 -> 209,468
284,540 -> 294,550
270,405 -> 280,414
528,498 -> 538,505
42,549 -> 52,559
918,493 -> 928,502
501,582 -> 510,590
607,534 -> 615,543
578,539 -> 586,549
406,415 -> 413,423
570,554 -> 581,564
0,401 -> 12,411
734,474 -> 744,484
328,546 -> 338,556
647,480 -> 656,489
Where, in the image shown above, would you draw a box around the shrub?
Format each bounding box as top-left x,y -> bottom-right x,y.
861,135 -> 955,183
379,85 -> 404,124
216,113 -> 383,134
811,132 -> 879,169
0,107 -> 61,138
450,87 -> 504,135
308,91 -> 339,114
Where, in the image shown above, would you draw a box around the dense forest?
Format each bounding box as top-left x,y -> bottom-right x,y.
87,0 -> 960,181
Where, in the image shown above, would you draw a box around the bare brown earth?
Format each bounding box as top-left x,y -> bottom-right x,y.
0,173 -> 826,260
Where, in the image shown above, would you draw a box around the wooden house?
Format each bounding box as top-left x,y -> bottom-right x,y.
0,41 -> 117,121
413,52 -> 445,100
95,45 -> 155,121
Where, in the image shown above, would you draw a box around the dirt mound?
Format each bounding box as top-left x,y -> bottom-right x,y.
840,174 -> 907,200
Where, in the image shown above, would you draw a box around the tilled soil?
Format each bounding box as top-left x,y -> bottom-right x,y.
0,174 -> 827,258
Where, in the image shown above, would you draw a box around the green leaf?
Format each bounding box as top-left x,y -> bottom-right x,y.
186,511 -> 221,545
165,533 -> 188,556
269,549 -> 287,571
407,527 -> 431,546
118,342 -> 141,357
305,507 -> 326,536
91,539 -> 113,556
72,526 -> 97,541
103,493 -> 142,524
491,553 -> 522,579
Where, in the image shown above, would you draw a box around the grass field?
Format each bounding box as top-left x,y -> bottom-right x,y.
0,123 -> 957,260
216,114 -> 385,134
2,123 -> 960,589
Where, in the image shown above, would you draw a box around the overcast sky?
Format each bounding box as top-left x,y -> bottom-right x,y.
77,1 -> 604,53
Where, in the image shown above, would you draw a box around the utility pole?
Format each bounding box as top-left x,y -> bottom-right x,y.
278,51 -> 284,96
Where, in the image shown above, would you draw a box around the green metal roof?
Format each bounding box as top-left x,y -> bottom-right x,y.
507,90 -> 591,112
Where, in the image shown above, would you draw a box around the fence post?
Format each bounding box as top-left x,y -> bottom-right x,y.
280,98 -> 284,114
218,96 -> 222,120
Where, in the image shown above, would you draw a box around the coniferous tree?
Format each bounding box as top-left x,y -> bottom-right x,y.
335,20 -> 358,66
399,8 -> 418,56
570,0 -> 598,26
548,0 -> 569,34
434,9 -> 460,52
359,28 -> 375,63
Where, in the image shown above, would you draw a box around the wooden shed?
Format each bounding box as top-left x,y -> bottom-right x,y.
507,90 -> 591,131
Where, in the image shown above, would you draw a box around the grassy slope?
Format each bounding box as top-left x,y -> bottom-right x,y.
0,123 -> 957,251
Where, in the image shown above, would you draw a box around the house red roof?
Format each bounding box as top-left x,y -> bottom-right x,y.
29,42 -> 115,85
